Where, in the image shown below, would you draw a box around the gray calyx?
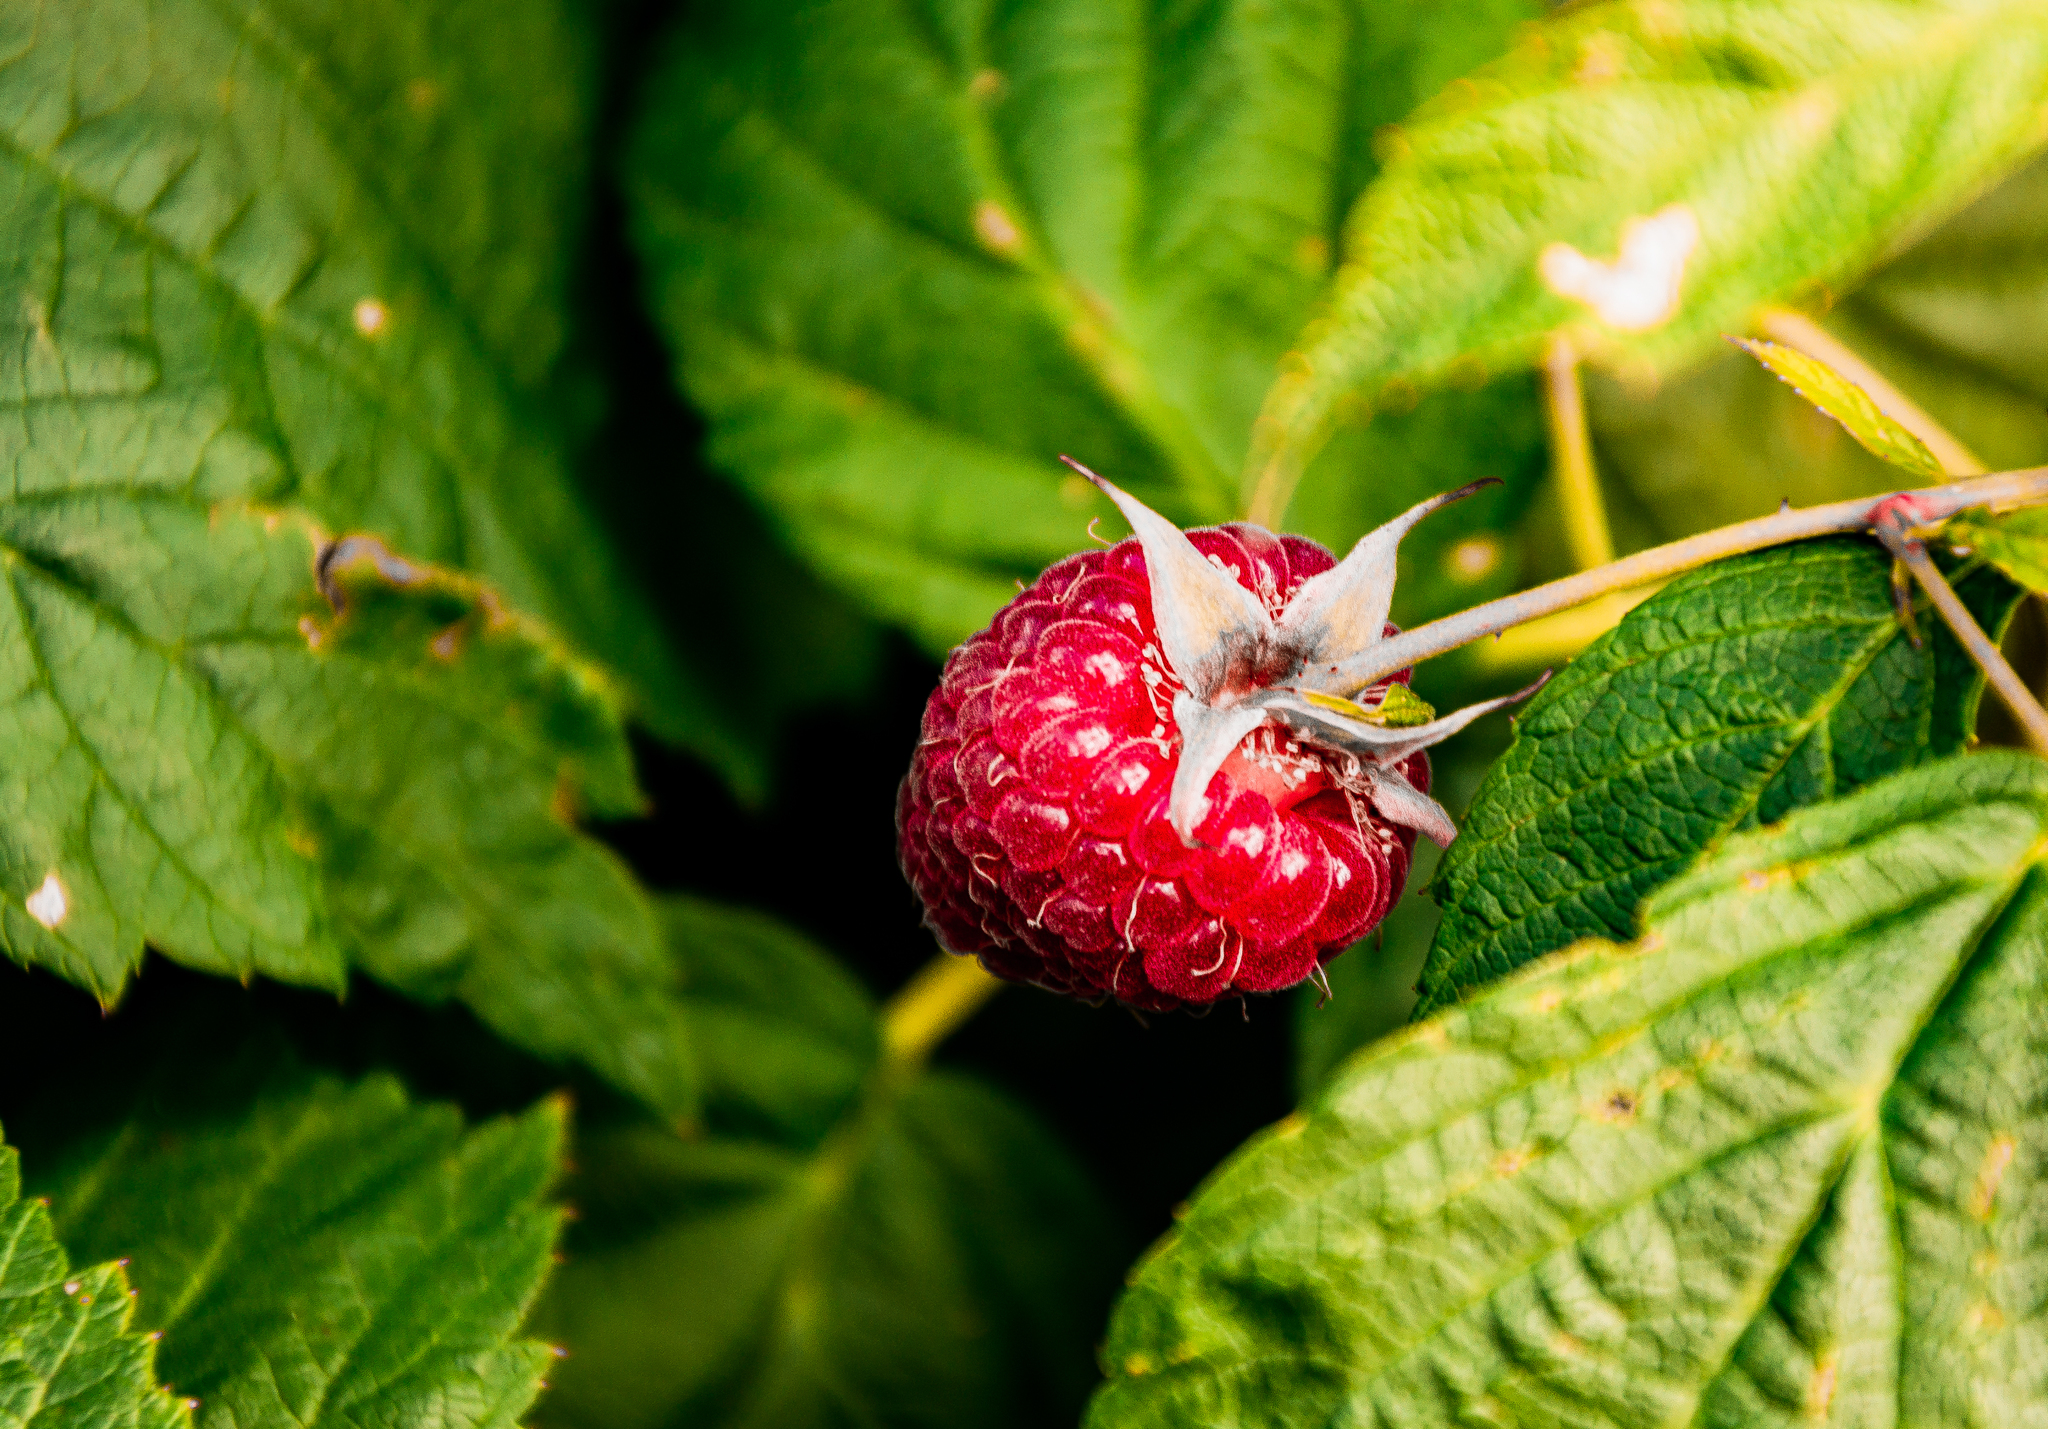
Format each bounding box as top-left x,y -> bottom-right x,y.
1073,462 -> 1544,850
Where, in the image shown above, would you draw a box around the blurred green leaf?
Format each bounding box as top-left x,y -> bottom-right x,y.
0,499 -> 691,1117
1422,538 -> 2019,1012
665,895 -> 878,1147
0,0 -> 708,740
1091,751 -> 2048,1427
1948,508 -> 2048,592
538,898 -> 1120,1429
626,0 -> 1542,652
1288,376 -> 1549,630
1255,0 -> 2048,500
0,1140 -> 185,1429
37,1071 -> 561,1429
1731,337 -> 1946,477
1591,155 -> 2048,553
537,1073 -> 1120,1429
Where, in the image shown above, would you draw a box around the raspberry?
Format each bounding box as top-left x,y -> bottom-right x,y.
896,468 -> 1534,1011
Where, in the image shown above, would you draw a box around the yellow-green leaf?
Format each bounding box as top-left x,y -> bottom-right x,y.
1947,507 -> 2048,593
0,1140 -> 186,1429
1732,337 -> 1947,479
1252,0 -> 2048,503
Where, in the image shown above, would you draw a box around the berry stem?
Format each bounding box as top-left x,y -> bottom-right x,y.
1871,509 -> 2048,755
879,953 -> 1005,1069
1755,306 -> 1987,477
1542,334 -> 1615,571
1317,465 -> 2048,694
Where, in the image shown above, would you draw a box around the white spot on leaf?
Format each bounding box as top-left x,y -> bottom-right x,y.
1449,536 -> 1501,581
353,298 -> 389,337
973,201 -> 1022,257
1539,204 -> 1699,331
25,871 -> 67,929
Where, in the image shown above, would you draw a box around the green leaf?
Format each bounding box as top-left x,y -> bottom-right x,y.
626,0 -> 1541,652
0,1140 -> 186,1429
0,499 -> 691,1117
1589,153 -> 2048,554
1946,508 -> 2048,593
1731,337 -> 1946,479
1255,0 -> 2048,492
1421,538 -> 2020,1012
536,1072 -> 1121,1429
0,0 -> 698,740
35,1071 -> 563,1429
0,0 -> 702,1112
1091,750 -> 2048,1428
664,895 -> 879,1148
535,899 -> 1121,1429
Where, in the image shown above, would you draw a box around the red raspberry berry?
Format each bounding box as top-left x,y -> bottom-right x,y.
897,467 -> 1538,1011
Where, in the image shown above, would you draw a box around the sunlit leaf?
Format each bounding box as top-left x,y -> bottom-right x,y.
0,0 -> 699,1114
1731,337 -> 1945,478
0,1140 -> 186,1429
1253,0 -> 2048,504
1093,751 -> 2048,1427
0,0 -> 698,736
1589,153 -> 2048,557
0,501 -> 691,1116
1422,538 -> 2019,1011
1945,508 -> 2048,593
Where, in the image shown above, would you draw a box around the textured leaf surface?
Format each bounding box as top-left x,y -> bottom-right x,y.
0,499 -> 691,1115
37,1072 -> 563,1429
1255,0 -> 2048,491
1092,751 -> 2048,1428
0,0 -> 692,732
0,1141 -> 186,1429
536,902 -> 1121,1429
626,0 -> 1542,651
0,0 -> 697,1111
1733,338 -> 1945,478
1421,538 -> 2018,1011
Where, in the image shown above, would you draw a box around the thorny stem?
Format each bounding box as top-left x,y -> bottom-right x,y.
893,462 -> 2048,1054
1871,508 -> 2048,755
1543,335 -> 1616,571
879,953 -> 1004,1070
1313,465 -> 2048,695
1756,306 -> 1988,477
